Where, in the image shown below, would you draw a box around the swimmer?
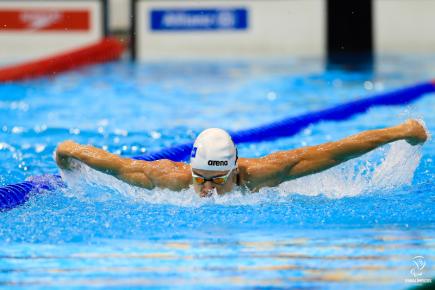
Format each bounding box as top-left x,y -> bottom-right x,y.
56,119 -> 428,197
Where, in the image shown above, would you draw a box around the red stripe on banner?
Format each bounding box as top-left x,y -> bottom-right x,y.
0,37 -> 124,82
0,9 -> 90,31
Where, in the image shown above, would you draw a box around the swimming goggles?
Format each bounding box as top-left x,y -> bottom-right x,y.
192,165 -> 236,185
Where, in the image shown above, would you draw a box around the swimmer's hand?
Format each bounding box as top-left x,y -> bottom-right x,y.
55,140 -> 79,170
402,119 -> 428,145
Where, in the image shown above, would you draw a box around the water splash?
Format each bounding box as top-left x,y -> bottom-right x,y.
61,140 -> 423,206
279,140 -> 422,198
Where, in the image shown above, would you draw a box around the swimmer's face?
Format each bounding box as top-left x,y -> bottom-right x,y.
191,168 -> 237,197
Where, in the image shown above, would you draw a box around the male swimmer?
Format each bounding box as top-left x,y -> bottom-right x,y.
56,119 -> 428,197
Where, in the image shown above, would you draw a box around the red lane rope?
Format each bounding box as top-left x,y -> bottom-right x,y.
0,37 -> 124,82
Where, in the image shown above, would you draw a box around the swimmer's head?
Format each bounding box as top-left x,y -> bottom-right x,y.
190,128 -> 238,196
190,128 -> 237,171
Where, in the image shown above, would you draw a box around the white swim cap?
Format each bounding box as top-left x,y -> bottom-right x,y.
190,128 -> 237,171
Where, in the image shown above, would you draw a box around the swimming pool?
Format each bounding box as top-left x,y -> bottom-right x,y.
0,56 -> 434,289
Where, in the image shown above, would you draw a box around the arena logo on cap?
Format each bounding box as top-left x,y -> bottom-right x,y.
0,9 -> 90,31
208,160 -> 228,166
150,8 -> 248,31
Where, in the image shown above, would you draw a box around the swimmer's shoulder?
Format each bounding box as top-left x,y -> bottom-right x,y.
236,158 -> 262,190
237,157 -> 264,174
237,155 -> 295,191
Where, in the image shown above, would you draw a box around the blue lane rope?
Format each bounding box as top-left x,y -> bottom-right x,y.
133,81 -> 435,162
1,81 -> 434,211
0,175 -> 64,211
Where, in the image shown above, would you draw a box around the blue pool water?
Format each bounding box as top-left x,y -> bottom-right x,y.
0,57 -> 434,289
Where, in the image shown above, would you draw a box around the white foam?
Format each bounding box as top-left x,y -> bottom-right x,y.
278,140 -> 422,198
60,139 -> 423,205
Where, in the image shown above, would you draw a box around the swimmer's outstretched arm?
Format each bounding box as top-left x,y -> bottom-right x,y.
55,140 -> 191,190
243,119 -> 428,190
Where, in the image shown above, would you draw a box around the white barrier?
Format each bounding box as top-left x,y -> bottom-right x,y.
109,0 -> 129,32
375,0 -> 435,54
0,0 -> 107,64
132,0 -> 325,61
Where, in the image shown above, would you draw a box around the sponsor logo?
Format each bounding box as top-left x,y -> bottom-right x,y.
150,8 -> 248,31
208,160 -> 228,166
0,9 -> 90,31
20,10 -> 62,30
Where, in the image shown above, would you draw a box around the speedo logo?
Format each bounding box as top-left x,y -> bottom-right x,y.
208,160 -> 228,166
20,11 -> 61,30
